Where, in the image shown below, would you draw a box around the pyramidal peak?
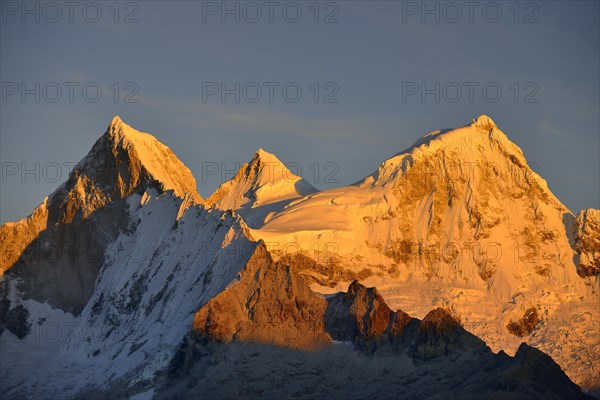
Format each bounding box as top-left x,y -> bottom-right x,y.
245,147 -> 314,190
206,148 -> 318,225
105,115 -> 160,149
246,148 -> 303,183
47,116 -> 201,222
223,147 -> 316,197
253,147 -> 281,164
100,115 -> 201,203
110,114 -> 124,128
107,114 -> 132,138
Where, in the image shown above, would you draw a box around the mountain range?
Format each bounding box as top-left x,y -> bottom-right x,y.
0,115 -> 598,399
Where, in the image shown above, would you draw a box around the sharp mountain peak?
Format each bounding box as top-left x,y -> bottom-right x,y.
252,147 -> 282,165
92,115 -> 202,202
37,116 -> 201,223
206,146 -> 318,216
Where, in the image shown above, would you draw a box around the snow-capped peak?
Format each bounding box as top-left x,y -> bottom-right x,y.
247,147 -> 317,194
85,116 -> 200,196
43,116 -> 202,223
206,148 -> 317,226
106,115 -> 163,151
471,114 -> 497,130
361,115 -> 562,211
109,114 -> 125,128
253,147 -> 281,164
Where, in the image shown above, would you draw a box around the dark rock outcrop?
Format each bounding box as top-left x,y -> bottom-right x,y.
0,297 -> 11,335
192,242 -> 331,350
507,307 -> 540,337
324,282 -> 488,360
415,307 -> 487,359
1,304 -> 31,339
499,343 -> 593,399
324,280 -> 413,350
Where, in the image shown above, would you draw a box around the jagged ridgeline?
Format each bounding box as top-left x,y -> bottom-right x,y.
0,116 -> 598,399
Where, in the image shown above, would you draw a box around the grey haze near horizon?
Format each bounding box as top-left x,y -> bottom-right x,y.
1,1 -> 598,224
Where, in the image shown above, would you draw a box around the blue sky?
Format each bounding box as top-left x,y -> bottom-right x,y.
1,1 -> 599,223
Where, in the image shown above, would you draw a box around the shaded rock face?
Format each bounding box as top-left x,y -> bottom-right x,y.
2,199 -> 130,315
167,284 -> 591,400
190,278 -> 499,363
501,343 -> 594,400
192,242 -> 331,350
324,282 -> 487,359
158,340 -> 592,400
324,280 -> 413,349
573,208 -> 600,277
415,308 -> 487,359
